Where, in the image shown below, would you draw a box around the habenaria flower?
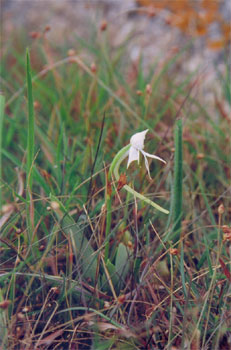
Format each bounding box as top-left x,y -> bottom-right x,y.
127,129 -> 166,179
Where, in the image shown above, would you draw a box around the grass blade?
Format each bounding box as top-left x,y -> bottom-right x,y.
0,95 -> 5,210
173,118 -> 183,241
26,49 -> 35,241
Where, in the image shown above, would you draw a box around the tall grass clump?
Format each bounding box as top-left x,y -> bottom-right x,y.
0,25 -> 230,350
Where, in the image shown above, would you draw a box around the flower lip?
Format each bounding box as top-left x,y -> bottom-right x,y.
127,129 -> 166,179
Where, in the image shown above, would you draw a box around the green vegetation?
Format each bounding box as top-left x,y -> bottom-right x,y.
0,28 -> 230,350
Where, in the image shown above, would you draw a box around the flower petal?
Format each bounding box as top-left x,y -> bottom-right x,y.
142,153 -> 151,179
142,151 -> 166,164
130,129 -> 149,150
127,146 -> 139,168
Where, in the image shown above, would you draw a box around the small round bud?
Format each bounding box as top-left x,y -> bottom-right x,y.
218,203 -> 225,215
33,100 -> 40,110
51,201 -> 60,210
67,49 -> 76,57
170,248 -> 178,255
44,25 -> 51,33
127,241 -> 133,249
0,300 -> 11,309
104,301 -> 110,309
90,62 -> 97,73
16,327 -> 21,335
118,294 -> 126,304
146,84 -> 152,95
136,90 -> 143,96
39,244 -> 45,251
29,31 -> 40,39
22,306 -> 30,313
196,153 -> 205,160
15,228 -> 22,235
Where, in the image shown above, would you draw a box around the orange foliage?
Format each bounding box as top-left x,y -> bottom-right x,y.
207,39 -> 226,50
136,0 -> 230,50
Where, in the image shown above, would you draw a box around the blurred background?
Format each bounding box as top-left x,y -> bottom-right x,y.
3,0 -> 230,66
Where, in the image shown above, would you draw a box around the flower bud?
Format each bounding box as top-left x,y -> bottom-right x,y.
68,49 -> 76,57
136,90 -> 142,96
218,203 -> 225,215
33,100 -> 40,110
100,20 -> 107,31
90,62 -> 97,73
170,248 -> 179,256
196,153 -> 205,160
146,84 -> 152,95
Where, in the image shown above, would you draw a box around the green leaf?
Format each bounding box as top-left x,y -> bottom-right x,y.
115,243 -> 130,288
50,195 -> 97,283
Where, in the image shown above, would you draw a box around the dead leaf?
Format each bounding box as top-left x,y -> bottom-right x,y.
219,258 -> 231,282
35,329 -> 63,347
117,173 -> 127,191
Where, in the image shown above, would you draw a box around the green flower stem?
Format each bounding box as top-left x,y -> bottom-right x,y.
105,145 -> 130,261
105,144 -> 169,261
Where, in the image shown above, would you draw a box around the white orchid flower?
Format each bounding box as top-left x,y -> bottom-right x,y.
127,129 -> 166,179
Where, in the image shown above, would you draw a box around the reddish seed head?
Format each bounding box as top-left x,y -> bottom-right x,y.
0,300 -> 11,309
90,62 -> 97,73
33,100 -> 40,110
44,25 -> 51,32
118,295 -> 126,304
170,248 -> 179,256
29,31 -> 40,39
39,244 -> 45,251
100,20 -> 107,31
136,90 -> 143,96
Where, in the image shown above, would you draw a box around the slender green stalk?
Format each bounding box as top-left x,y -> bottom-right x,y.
104,144 -> 130,261
105,143 -> 169,261
167,253 -> 174,349
172,119 -> 183,240
26,49 -> 35,241
172,119 -> 185,320
0,95 -> 5,210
